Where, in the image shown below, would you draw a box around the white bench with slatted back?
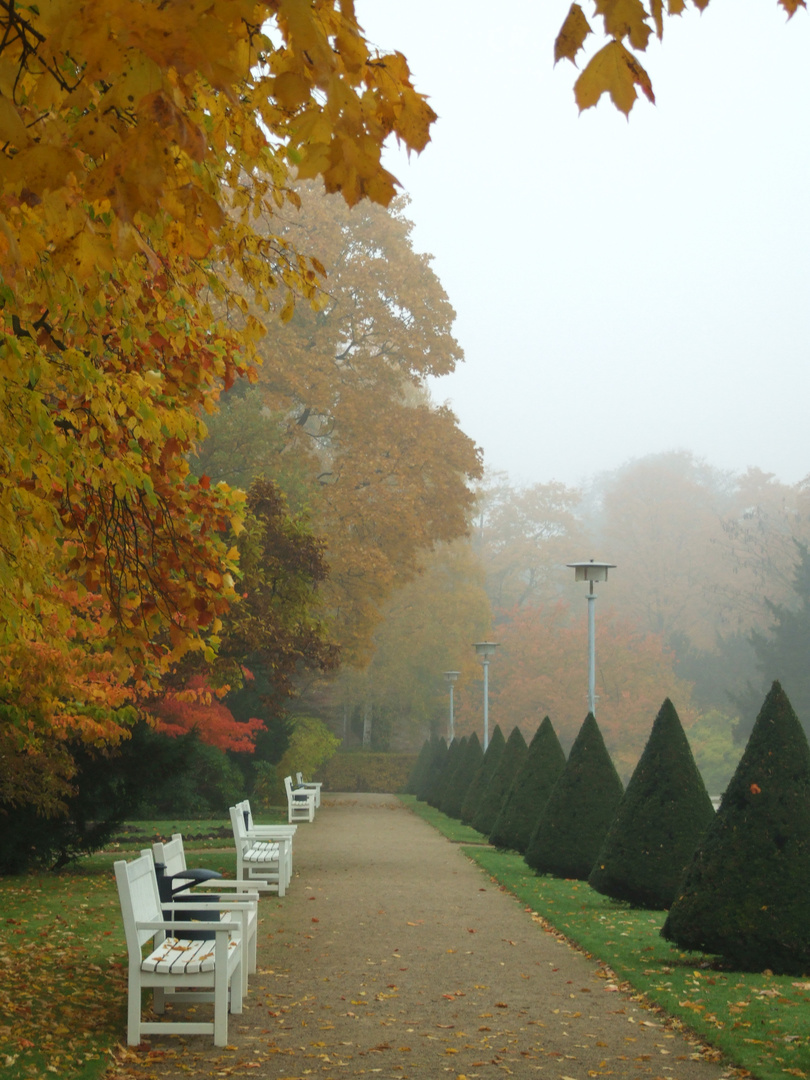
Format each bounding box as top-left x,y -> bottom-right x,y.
295,772 -> 322,808
234,801 -> 295,890
284,774 -> 316,823
150,835 -> 258,993
114,853 -> 245,1046
229,804 -> 287,895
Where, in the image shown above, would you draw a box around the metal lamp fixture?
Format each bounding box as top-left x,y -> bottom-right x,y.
443,671 -> 460,742
472,642 -> 499,750
566,560 -> 615,717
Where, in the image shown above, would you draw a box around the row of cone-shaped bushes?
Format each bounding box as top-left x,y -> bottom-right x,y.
406,681 -> 810,975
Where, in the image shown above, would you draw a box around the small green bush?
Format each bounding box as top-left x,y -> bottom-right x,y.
404,739 -> 433,795
439,732 -> 482,819
525,713 -> 623,880
471,725 -> 527,836
490,717 -> 566,853
460,725 -> 505,827
428,736 -> 464,808
417,737 -> 448,802
588,698 -> 715,909
662,681 -> 810,974
316,751 -> 418,793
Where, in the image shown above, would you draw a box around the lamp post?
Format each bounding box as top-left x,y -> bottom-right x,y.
473,642 -> 499,750
444,671 -> 460,742
566,560 -> 616,717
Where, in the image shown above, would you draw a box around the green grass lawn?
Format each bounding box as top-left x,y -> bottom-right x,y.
0,818 -> 273,1080
402,794 -> 810,1080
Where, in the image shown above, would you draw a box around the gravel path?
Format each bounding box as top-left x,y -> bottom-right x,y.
114,793 -> 736,1080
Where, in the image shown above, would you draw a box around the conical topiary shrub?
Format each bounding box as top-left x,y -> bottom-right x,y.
460,725 -> 505,828
588,698 -> 715,909
662,681 -> 810,974
406,738 -> 433,795
440,732 -> 482,819
490,717 -> 566,853
471,726 -> 528,836
417,736 -> 447,803
525,713 -> 623,880
435,735 -> 467,809
428,736 -> 463,808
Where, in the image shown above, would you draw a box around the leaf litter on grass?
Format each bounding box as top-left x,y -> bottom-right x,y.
466,846 -> 810,1080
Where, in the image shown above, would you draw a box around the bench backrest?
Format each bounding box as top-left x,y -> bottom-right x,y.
152,833 -> 187,877
115,854 -> 164,955
230,804 -> 252,848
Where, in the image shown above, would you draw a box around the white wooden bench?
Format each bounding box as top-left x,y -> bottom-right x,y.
234,800 -> 296,890
295,771 -> 323,808
285,774 -> 316,823
114,853 -> 247,1046
229,804 -> 289,895
149,835 -> 259,994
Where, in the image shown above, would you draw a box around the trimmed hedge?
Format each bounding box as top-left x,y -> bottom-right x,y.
471,725 -> 527,836
316,752 -> 418,793
490,717 -> 566,853
662,681 -> 810,974
588,698 -> 715,909
525,713 -> 623,880
460,725 -> 505,827
440,732 -> 483,819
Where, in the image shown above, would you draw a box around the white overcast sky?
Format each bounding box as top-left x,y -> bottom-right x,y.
357,1 -> 810,490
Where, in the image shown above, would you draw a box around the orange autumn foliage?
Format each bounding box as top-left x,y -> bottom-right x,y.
149,675 -> 264,754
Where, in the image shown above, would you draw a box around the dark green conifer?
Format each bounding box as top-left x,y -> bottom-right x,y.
662,682 -> 810,974
427,737 -> 462,808
525,713 -> 623,879
471,726 -> 527,836
416,736 -> 447,802
440,732 -> 482,818
490,717 -> 566,853
460,726 -> 505,828
433,735 -> 467,809
406,738 -> 433,795
588,699 -> 715,908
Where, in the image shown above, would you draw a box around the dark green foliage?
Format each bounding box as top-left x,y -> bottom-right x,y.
588,699 -> 715,909
525,713 -> 623,880
316,751 -> 417,793
490,717 -> 566,853
426,738 -> 460,807
0,723 -> 225,873
439,732 -> 482,818
405,739 -> 434,795
662,682 -> 810,974
460,725 -> 505,827
471,726 -> 527,836
430,736 -> 466,808
416,736 -> 447,802
731,543 -> 810,745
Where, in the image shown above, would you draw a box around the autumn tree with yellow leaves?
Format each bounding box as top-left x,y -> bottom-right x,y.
555,0 -> 805,115
0,0 -> 438,804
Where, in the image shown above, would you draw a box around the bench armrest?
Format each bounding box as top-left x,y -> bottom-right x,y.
137,919 -> 241,934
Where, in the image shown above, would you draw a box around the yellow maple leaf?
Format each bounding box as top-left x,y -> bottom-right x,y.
574,40 -> 655,115
595,0 -> 653,51
555,4 -> 592,65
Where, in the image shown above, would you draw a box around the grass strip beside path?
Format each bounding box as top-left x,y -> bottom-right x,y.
402,794 -> 810,1080
0,829 -> 253,1080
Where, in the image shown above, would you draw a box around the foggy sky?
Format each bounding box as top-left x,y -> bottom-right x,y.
359,1 -> 810,490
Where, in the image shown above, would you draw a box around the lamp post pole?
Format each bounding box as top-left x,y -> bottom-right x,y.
444,671 -> 460,742
566,560 -> 616,717
473,642 -> 499,750
587,580 -> 597,716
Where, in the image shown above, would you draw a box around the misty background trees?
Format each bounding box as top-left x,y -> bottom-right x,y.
184,186 -> 810,797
